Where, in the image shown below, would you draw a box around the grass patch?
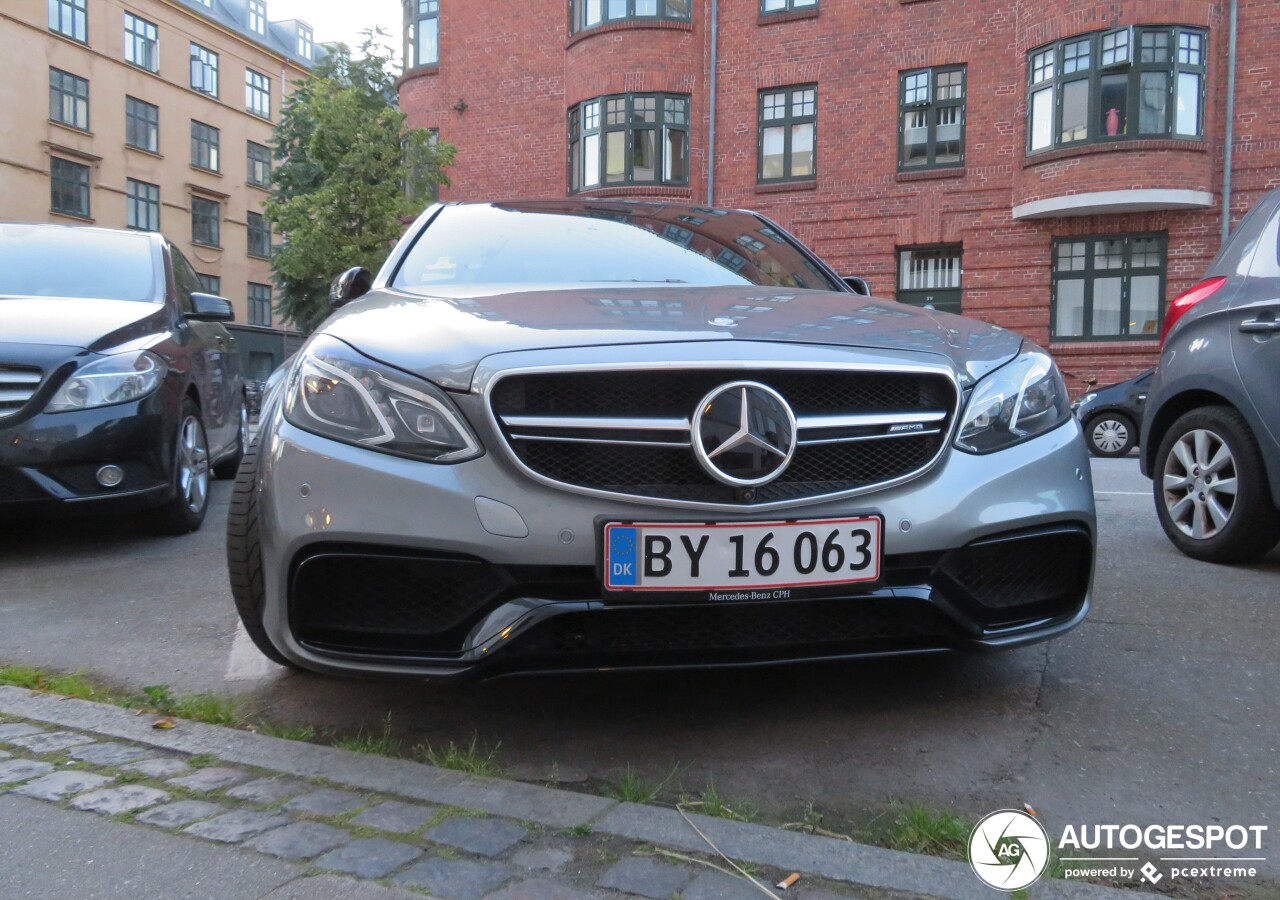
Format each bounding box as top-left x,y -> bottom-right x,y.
680,778 -> 757,823
170,694 -> 240,726
416,733 -> 501,777
608,763 -> 681,805
335,715 -> 401,758
565,823 -> 592,837
882,802 -> 970,861
0,665 -> 106,701
255,722 -> 316,742
186,753 -> 219,769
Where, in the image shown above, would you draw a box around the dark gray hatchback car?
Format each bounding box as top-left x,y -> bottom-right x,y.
1141,188 -> 1280,562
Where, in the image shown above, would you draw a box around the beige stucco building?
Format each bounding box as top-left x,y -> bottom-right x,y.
0,0 -> 319,379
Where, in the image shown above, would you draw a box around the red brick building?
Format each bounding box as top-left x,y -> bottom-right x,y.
397,0 -> 1279,390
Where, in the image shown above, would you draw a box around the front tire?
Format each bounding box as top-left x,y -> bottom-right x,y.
1153,406 -> 1280,562
226,438 -> 298,668
151,400 -> 211,535
1085,413 -> 1136,458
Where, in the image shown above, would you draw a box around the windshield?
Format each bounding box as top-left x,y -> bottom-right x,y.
392,203 -> 843,294
0,225 -> 158,302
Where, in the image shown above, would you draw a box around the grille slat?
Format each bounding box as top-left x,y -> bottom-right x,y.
491,367 -> 956,505
0,366 -> 42,420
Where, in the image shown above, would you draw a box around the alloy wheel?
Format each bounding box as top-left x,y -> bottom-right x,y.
1161,428 -> 1237,540
178,415 -> 210,514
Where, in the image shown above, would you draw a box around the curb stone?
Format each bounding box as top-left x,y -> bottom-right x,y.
0,686 -> 1154,900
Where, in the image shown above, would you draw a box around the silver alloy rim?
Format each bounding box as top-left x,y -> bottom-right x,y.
1091,418 -> 1130,453
1162,428 -> 1237,540
178,415 -> 210,514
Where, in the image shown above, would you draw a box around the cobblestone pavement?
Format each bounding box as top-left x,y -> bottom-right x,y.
0,690 -> 1151,900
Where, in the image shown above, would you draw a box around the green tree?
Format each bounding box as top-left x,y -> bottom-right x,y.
266,34 -> 454,333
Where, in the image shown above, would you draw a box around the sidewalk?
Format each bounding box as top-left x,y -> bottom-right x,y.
0,686 -> 1148,900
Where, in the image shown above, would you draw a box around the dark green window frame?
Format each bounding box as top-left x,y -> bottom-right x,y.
126,96 -> 159,153
248,282 -> 272,327
191,196 -> 221,247
246,211 -> 271,258
897,245 -> 962,314
899,65 -> 965,170
49,0 -> 86,43
570,0 -> 691,35
124,13 -> 159,73
126,179 -> 160,232
1027,26 -> 1206,153
190,43 -> 218,97
413,0 -> 439,67
191,120 -> 219,171
1050,233 -> 1167,341
247,141 -> 271,187
758,84 -> 816,183
568,93 -> 690,193
760,0 -> 817,13
50,157 -> 90,218
245,69 -> 271,119
49,68 -> 89,131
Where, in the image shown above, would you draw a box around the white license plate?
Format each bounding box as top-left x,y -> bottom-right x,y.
602,516 -> 882,593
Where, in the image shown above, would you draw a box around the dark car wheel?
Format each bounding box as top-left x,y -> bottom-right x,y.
213,407 -> 248,480
151,399 -> 211,535
1153,406 -> 1280,562
226,438 -> 298,668
1085,412 -> 1136,457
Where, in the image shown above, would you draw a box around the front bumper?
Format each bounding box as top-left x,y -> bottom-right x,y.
255,406 -> 1096,680
0,394 -> 174,514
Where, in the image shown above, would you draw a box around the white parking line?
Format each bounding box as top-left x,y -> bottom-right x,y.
1094,491 -> 1149,496
225,620 -> 285,681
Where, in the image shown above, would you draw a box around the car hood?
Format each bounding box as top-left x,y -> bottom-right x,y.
321,285 -> 1024,390
0,295 -> 168,351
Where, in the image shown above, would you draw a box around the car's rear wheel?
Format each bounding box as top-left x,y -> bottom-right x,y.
151,400 -> 211,535
1085,412 -> 1136,457
226,437 -> 298,668
1154,406 -> 1280,562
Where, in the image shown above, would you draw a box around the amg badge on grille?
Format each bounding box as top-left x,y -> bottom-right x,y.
691,382 -> 797,487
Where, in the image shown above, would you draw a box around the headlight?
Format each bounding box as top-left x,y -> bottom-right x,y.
955,344 -> 1071,454
46,350 -> 166,412
284,334 -> 482,463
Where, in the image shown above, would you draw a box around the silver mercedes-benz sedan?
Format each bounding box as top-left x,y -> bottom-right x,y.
229,200 -> 1095,680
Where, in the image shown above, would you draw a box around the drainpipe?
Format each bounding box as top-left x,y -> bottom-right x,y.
1221,0 -> 1238,242
707,0 -> 719,206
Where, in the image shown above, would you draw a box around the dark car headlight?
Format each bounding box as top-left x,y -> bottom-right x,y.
45,350 -> 167,413
284,334 -> 482,463
955,344 -> 1071,454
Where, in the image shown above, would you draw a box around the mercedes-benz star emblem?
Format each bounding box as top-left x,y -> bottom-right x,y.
692,381 -> 797,487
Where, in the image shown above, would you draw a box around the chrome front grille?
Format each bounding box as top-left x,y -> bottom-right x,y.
489,366 -> 958,507
0,366 -> 42,421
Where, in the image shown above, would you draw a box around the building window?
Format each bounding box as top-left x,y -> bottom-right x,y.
410,0 -> 439,67
125,97 -> 159,153
570,0 -> 692,33
126,179 -> 160,232
49,68 -> 89,131
191,121 -> 220,171
124,13 -> 159,72
245,69 -> 271,119
761,0 -> 816,12
569,93 -> 690,192
190,44 -> 218,97
247,0 -> 266,35
198,274 -> 220,295
1051,234 -> 1167,340
897,246 -> 962,314
247,212 -> 271,258
758,85 -> 816,182
899,66 -> 965,170
1028,26 -> 1206,153
404,129 -> 441,204
192,197 -> 221,246
247,141 -> 272,188
50,158 -> 90,218
248,282 -> 272,327
49,0 -> 86,42
297,25 -> 312,59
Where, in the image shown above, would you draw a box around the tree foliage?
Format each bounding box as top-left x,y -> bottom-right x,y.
266,34 -> 454,333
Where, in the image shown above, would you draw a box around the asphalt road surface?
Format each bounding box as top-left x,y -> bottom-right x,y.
2,456 -> 1277,881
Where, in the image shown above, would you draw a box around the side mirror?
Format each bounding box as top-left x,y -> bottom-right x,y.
842,276 -> 871,296
188,292 -> 235,322
330,267 -> 373,307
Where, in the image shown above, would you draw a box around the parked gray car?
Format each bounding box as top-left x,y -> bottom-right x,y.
1141,188 -> 1280,562
228,200 -> 1096,679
